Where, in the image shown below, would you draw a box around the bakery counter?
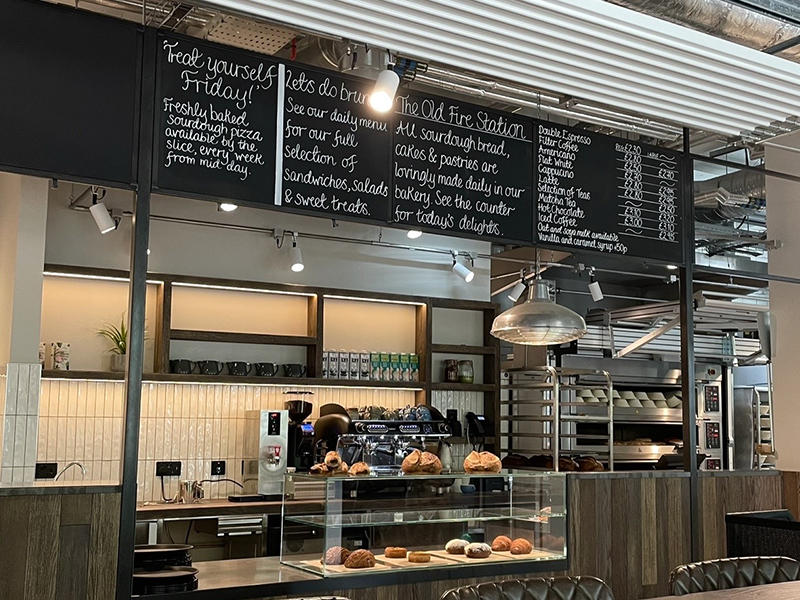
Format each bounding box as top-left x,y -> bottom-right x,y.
137,554 -> 569,600
136,499 -> 320,520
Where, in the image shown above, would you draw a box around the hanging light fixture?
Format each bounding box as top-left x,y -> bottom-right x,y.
507,269 -> 527,303
451,252 -> 474,283
289,233 -> 304,272
491,280 -> 587,345
88,187 -> 118,234
369,68 -> 400,112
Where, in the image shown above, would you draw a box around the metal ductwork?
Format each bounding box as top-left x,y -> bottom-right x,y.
606,0 -> 800,61
694,169 -> 766,224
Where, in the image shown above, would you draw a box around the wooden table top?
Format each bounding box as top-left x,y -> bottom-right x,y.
647,581 -> 800,599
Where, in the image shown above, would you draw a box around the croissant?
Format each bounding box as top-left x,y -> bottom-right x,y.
510,538 -> 533,555
491,535 -> 512,551
344,549 -> 376,569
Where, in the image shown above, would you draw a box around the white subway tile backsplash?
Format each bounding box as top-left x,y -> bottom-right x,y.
24,416 -> 37,468
13,416 -> 27,467
36,380 -> 422,502
3,417 -> 16,468
5,364 -> 19,415
1,467 -> 11,484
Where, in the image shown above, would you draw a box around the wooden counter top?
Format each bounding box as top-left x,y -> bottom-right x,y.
136,499 -> 321,520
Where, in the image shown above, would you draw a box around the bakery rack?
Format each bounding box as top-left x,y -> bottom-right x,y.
500,367 -> 614,472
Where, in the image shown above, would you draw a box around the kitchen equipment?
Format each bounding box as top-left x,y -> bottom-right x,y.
285,392 -> 315,471
227,361 -> 252,376
446,409 -> 462,437
169,359 -> 195,374
733,386 -> 775,470
313,412 -> 351,460
134,544 -> 193,571
336,409 -> 452,473
197,360 -> 224,375
132,566 -> 199,595
283,363 -> 306,378
458,360 -> 474,384
243,410 -> 289,499
254,362 -> 279,377
177,480 -> 204,503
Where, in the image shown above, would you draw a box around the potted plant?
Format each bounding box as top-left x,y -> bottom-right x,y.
97,315 -> 145,372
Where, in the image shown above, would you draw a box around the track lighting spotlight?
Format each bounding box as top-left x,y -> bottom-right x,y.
508,270 -> 527,303
218,203 -> 238,212
88,188 -> 117,234
452,252 -> 474,283
289,233 -> 304,273
588,268 -> 604,302
407,230 -> 422,239
369,68 -> 400,113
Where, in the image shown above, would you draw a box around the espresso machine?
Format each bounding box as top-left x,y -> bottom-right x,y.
337,415 -> 453,473
284,391 -> 315,472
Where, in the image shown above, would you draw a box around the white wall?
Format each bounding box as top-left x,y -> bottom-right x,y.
45,186 -> 491,300
765,131 -> 800,471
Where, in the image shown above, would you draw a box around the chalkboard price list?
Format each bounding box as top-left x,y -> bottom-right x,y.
616,143 -> 679,246
537,125 -> 629,255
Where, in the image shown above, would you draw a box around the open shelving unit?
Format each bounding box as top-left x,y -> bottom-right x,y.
41,264 -> 500,428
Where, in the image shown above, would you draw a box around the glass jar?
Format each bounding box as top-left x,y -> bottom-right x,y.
443,359 -> 459,382
457,360 -> 474,384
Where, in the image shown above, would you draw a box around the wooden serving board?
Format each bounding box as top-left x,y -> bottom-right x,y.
492,549 -> 560,560
428,550 -> 516,563
376,552 -> 458,568
300,559 -> 393,574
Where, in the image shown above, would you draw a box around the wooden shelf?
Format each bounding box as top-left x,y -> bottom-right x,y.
431,344 -> 498,356
431,382 -> 497,392
169,329 -> 317,346
42,370 -> 125,380
43,370 -> 423,389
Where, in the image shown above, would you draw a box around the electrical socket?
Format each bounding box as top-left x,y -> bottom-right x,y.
211,460 -> 226,476
156,461 -> 181,477
35,462 -> 58,479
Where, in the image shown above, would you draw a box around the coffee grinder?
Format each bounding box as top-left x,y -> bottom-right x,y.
284,391 -> 315,471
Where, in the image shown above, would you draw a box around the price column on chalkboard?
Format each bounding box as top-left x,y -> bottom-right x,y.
391,94 -> 534,243
616,143 -> 680,247
274,66 -> 392,223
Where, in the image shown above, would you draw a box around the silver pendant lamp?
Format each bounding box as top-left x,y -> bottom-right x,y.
491,279 -> 588,346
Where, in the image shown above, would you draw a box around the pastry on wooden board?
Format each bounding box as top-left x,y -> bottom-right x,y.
344,549 -> 376,569
408,551 -> 430,563
445,539 -> 468,554
323,546 -> 351,565
491,535 -> 512,551
510,538 -> 533,555
349,461 -> 370,476
384,547 -> 408,559
464,542 -> 492,558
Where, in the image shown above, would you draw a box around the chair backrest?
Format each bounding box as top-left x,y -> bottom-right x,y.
670,556 -> 800,596
440,576 -> 614,600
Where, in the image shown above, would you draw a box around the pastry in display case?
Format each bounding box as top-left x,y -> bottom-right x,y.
280,470 -> 567,577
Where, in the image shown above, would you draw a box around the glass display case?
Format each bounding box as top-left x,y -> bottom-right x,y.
280,470 -> 566,576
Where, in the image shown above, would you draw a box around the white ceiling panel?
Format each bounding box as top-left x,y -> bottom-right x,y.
202,0 -> 800,136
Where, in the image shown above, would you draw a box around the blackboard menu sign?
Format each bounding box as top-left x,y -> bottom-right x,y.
275,66 -> 392,223
391,94 -> 534,243
153,34 -> 280,203
535,122 -> 683,262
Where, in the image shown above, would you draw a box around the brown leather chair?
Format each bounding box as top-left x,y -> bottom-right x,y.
440,576 -> 614,600
670,556 -> 800,595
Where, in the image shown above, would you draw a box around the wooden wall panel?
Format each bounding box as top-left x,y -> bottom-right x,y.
782,471 -> 800,519
0,491 -> 120,600
698,473 -> 784,561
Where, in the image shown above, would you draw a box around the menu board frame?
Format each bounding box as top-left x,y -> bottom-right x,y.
389,92 -> 535,245
152,31 -> 282,207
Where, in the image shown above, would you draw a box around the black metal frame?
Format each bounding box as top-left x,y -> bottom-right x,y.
115,26 -> 156,600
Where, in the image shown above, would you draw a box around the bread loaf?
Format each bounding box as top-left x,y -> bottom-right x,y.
401,449 -> 443,474
463,451 -> 502,473
324,451 -> 342,470
349,462 -> 370,476
310,463 -> 330,476
445,539 -> 468,554
344,549 -> 376,569
464,542 -> 492,558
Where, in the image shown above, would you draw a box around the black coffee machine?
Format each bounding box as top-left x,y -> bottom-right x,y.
284,392 -> 315,471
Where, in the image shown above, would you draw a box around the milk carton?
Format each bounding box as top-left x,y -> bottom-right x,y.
348,352 -> 360,380
328,351 -> 339,380
359,352 -> 371,380
410,354 -> 420,382
399,353 -> 411,382
322,351 -> 329,378
380,353 -> 392,381
50,342 -> 70,371
389,353 -> 401,382
370,352 -> 382,381
339,351 -> 349,379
